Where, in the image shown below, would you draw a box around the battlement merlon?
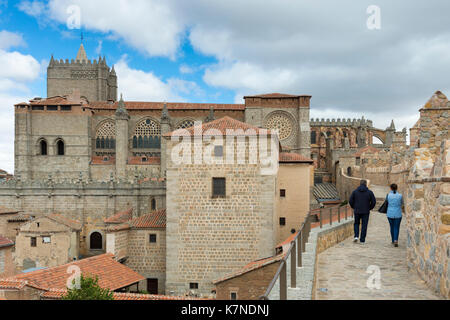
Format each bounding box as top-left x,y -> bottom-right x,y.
310,118 -> 374,127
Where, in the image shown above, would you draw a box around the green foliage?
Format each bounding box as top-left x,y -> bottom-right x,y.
63,274 -> 114,300
340,200 -> 348,206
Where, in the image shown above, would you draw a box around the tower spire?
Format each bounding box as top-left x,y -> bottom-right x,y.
76,43 -> 88,62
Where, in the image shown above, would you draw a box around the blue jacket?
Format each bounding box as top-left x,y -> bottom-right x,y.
349,185 -> 376,214
387,191 -> 403,218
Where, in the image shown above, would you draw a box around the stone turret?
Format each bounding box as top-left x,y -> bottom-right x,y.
385,119 -> 396,147
115,94 -> 129,180
47,43 -> 118,102
205,106 -> 215,123
160,103 -> 171,177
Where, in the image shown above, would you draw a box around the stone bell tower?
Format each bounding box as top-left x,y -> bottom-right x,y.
47,43 -> 118,102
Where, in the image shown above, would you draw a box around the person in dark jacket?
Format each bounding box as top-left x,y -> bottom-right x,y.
349,180 -> 376,244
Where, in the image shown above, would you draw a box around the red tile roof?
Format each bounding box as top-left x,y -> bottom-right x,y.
129,209 -> 166,229
104,208 -> 133,224
244,93 -> 311,98
0,279 -> 28,290
9,253 -> 145,291
164,116 -> 272,137
91,156 -> 115,165
40,289 -> 208,300
0,207 -> 19,215
106,209 -> 166,232
213,254 -> 285,284
16,96 -> 83,106
7,213 -> 31,222
353,145 -> 382,157
45,214 -> 82,231
0,236 -> 14,248
128,156 -> 160,165
88,101 -> 245,111
279,152 -> 313,163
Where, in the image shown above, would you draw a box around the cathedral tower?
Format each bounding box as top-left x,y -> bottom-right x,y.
47,44 -> 118,102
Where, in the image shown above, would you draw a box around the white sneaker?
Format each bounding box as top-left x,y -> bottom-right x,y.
353,237 -> 358,242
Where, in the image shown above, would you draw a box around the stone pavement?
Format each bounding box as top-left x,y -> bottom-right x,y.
315,211 -> 442,300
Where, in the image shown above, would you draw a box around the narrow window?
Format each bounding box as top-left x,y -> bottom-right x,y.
311,131 -> 317,144
230,292 -> 237,300
151,198 -> 156,211
40,140 -> 47,155
57,140 -> 65,155
356,157 -> 361,165
280,189 -> 286,197
212,178 -> 226,198
189,283 -> 199,290
31,237 -> 37,247
214,145 -> 223,157
149,234 -> 157,243
280,217 -> 286,226
347,167 -> 352,176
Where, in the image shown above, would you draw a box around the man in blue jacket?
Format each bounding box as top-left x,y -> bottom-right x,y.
349,180 -> 376,244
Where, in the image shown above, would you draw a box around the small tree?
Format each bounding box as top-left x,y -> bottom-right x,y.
63,274 -> 114,300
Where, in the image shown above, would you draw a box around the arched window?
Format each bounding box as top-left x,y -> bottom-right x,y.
133,118 -> 161,149
347,167 -> 352,176
90,232 -> 103,250
56,139 -> 65,156
95,120 -> 116,150
39,139 -> 48,155
176,119 -> 195,129
151,198 -> 156,211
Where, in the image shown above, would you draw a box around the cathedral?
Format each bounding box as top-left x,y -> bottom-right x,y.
0,44 -> 406,296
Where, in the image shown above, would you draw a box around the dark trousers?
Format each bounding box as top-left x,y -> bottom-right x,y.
388,217 -> 402,242
354,213 -> 370,242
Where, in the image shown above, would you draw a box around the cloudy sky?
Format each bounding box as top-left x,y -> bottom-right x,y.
1,0 -> 449,173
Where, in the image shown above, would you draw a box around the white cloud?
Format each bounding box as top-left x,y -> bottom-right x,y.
115,57 -> 203,102
179,64 -> 194,74
19,0 -> 185,58
0,30 -> 26,50
0,31 -> 41,173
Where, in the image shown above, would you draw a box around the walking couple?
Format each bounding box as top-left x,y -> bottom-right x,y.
349,180 -> 403,246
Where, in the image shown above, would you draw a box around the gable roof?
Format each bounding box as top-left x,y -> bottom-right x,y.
44,214 -> 82,231
9,253 -> 144,291
104,208 -> 133,224
313,183 -> 340,202
0,236 -> 14,248
279,152 -> 313,163
164,116 -> 272,137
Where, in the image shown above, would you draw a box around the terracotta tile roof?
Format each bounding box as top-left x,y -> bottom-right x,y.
7,213 -> 31,222
40,289 -> 208,300
164,116 -> 271,137
129,209 -> 166,229
106,209 -> 166,232
276,232 -> 298,249
213,254 -> 285,284
353,145 -> 381,157
0,207 -> 19,215
9,253 -> 145,291
88,101 -> 245,111
16,96 -> 83,106
104,208 -> 133,224
128,156 -> 160,165
244,93 -> 311,98
0,279 -> 28,290
0,236 -> 14,248
279,152 -> 313,163
91,156 -> 115,165
46,214 -> 82,231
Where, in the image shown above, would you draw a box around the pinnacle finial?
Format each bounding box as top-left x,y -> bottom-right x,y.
206,106 -> 215,123
161,102 -> 170,122
389,119 -> 395,130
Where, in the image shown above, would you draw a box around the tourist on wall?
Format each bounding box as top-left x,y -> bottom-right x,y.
349,180 -> 377,244
385,184 -> 404,247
